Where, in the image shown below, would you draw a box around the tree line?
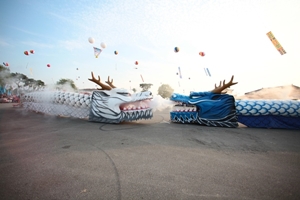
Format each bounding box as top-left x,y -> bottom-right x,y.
1,64 -> 174,98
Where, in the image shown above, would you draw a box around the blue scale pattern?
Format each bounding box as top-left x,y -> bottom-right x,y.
235,100 -> 300,117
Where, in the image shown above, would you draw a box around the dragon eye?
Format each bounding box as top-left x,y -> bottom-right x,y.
173,94 -> 177,98
117,92 -> 131,96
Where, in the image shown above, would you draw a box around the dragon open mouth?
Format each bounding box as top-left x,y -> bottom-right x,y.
120,99 -> 152,111
171,101 -> 197,112
120,99 -> 153,121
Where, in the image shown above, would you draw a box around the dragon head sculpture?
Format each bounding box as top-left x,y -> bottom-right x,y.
88,72 -> 153,123
169,76 -> 239,127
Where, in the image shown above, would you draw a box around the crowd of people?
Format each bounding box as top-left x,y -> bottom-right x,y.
0,94 -> 20,103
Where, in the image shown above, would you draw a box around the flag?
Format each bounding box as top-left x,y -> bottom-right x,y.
93,47 -> 102,58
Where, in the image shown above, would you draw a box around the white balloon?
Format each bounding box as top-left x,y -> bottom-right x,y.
88,37 -> 95,44
101,42 -> 106,48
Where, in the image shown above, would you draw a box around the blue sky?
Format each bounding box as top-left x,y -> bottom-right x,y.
1,0 -> 300,95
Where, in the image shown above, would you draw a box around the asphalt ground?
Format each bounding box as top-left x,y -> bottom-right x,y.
0,103 -> 300,200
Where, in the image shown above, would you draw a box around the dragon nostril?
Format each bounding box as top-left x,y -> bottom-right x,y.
149,92 -> 152,95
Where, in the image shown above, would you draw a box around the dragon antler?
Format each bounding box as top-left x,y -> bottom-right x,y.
211,75 -> 238,94
88,72 -> 113,90
105,76 -> 116,88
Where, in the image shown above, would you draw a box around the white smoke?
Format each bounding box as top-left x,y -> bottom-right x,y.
149,95 -> 176,112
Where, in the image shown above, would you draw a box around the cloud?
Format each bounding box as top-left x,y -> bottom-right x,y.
58,39 -> 85,50
21,41 -> 54,48
48,12 -> 90,31
0,39 -> 10,46
11,26 -> 45,38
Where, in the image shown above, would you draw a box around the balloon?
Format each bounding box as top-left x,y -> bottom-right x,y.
101,42 -> 106,48
5,63 -> 9,66
88,37 -> 95,44
47,64 -> 50,68
24,51 -> 29,56
199,52 -> 205,56
30,50 -> 35,54
3,62 -> 5,66
135,61 -> 138,65
76,68 -> 79,70
174,47 -> 179,53
114,50 -> 118,55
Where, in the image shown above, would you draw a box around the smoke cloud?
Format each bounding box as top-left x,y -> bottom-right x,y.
149,95 -> 176,112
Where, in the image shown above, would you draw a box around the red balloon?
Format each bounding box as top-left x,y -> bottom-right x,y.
24,51 -> 29,56
5,63 -> 9,66
135,61 -> 138,65
199,52 -> 205,56
30,50 -> 35,54
47,64 -> 50,67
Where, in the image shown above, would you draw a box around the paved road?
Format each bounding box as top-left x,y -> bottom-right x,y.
0,103 -> 300,200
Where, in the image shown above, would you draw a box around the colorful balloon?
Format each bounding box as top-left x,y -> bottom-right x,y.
101,42 -> 106,48
114,50 -> 118,55
135,61 -> 138,65
88,37 -> 95,44
47,64 -> 50,68
30,50 -> 35,54
199,52 -> 205,56
5,63 -> 9,66
24,51 -> 29,56
174,47 -> 179,53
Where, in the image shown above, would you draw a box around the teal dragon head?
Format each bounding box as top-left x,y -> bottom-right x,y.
169,76 -> 238,127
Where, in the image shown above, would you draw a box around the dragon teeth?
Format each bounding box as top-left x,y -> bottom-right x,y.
122,109 -> 153,121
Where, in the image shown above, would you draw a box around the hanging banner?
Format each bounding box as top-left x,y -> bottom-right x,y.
204,68 -> 211,77
178,66 -> 182,79
266,31 -> 286,55
206,68 -> 211,77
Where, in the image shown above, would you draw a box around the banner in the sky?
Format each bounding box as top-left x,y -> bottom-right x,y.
178,67 -> 182,79
204,68 -> 211,77
266,31 -> 286,55
93,47 -> 102,58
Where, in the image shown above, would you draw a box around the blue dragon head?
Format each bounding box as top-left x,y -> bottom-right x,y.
169,76 -> 238,127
